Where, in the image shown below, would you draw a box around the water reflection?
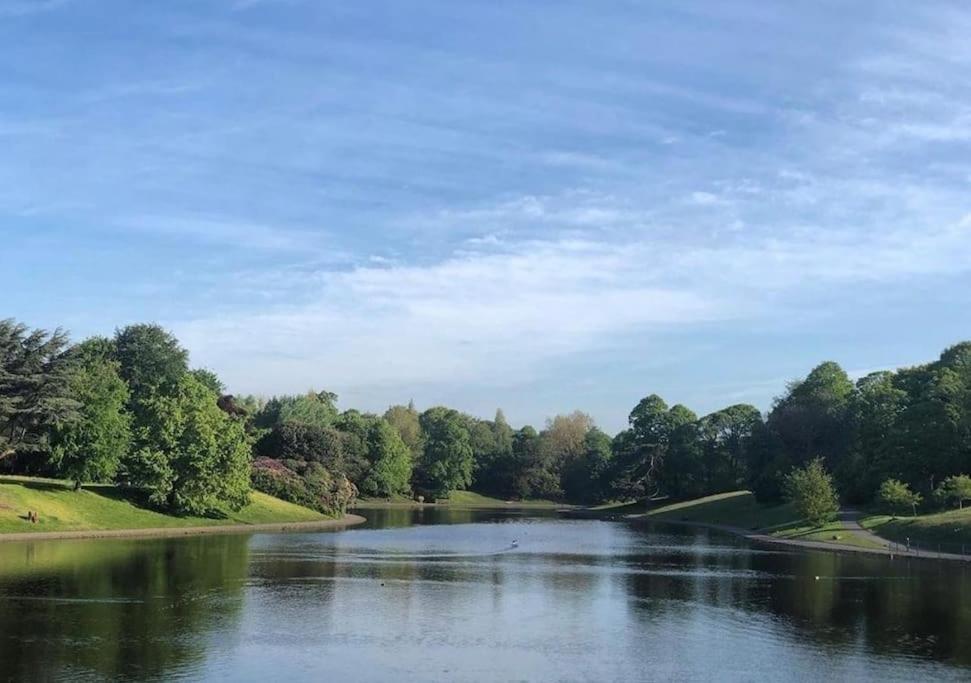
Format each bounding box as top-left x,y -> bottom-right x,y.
0,510 -> 968,681
0,536 -> 248,681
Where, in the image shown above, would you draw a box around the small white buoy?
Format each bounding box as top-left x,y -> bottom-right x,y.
815,576 -> 820,581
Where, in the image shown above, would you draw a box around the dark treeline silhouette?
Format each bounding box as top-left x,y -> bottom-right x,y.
3,316 -> 970,512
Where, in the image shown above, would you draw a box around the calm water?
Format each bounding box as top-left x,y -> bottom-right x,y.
1,509 -> 970,682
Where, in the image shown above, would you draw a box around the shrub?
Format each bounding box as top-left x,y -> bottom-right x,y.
935,475 -> 971,510
251,457 -> 310,507
251,457 -> 357,516
255,421 -> 344,470
784,457 -> 839,527
878,478 -> 921,516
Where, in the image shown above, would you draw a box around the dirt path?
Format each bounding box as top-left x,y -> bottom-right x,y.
839,509 -> 891,548
0,514 -> 366,544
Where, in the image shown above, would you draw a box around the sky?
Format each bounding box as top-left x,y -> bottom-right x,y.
2,0 -> 970,433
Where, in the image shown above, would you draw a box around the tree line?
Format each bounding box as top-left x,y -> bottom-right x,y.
2,316 -> 971,519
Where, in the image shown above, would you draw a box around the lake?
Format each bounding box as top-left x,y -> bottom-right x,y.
0,508 -> 969,681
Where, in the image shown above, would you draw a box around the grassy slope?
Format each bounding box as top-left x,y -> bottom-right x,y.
445,490 -> 561,508
643,491 -> 884,550
862,507 -> 971,551
0,476 -> 325,534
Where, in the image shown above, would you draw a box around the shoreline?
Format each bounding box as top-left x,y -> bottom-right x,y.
633,516 -> 971,563
0,513 -> 367,544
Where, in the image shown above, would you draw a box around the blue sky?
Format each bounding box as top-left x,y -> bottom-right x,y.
2,0 -> 970,433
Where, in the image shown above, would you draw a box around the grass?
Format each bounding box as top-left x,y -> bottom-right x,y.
445,490 -> 562,508
646,491 -> 798,531
356,490 -> 562,509
771,520 -> 885,549
638,490 -> 886,550
861,507 -> 971,552
0,475 -> 326,534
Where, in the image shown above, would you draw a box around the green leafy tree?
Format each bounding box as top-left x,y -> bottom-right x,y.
784,458 -> 839,526
416,407 -> 473,497
384,401 -> 423,458
935,475 -> 971,510
256,421 -> 344,471
698,404 -> 762,492
125,374 -> 250,515
849,372 -> 908,500
878,478 -> 921,516
334,409 -> 378,482
190,368 -> 226,396
359,419 -> 413,497
255,391 -> 339,430
561,428 -> 613,504
0,319 -> 79,461
50,350 -> 131,490
113,324 -> 189,401
768,362 -> 855,470
609,395 -> 697,499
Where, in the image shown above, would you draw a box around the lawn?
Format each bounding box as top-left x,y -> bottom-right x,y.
645,491 -> 799,531
0,476 -> 325,534
771,520 -> 885,550
356,490 -> 562,509
861,507 -> 971,553
445,490 -> 562,508
638,490 -> 886,549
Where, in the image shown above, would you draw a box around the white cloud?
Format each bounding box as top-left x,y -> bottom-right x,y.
176,238 -> 731,394
176,205 -> 971,399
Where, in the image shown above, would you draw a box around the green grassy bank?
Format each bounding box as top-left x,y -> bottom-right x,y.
861,507 -> 971,552
356,489 -> 562,509
0,475 -> 326,534
622,491 -> 884,550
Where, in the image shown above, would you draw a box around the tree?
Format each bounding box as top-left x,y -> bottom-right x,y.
255,391 -> 339,431
784,458 -> 839,526
384,402 -> 423,458
113,324 -> 189,401
416,407 -> 473,497
698,404 -> 762,493
124,374 -> 250,515
0,319 -> 79,461
936,475 -> 971,510
768,362 -> 855,472
190,368 -> 225,396
609,395 -> 696,499
334,409 -> 377,482
50,350 -> 131,490
878,479 -> 921,517
256,421 -> 344,471
849,372 -> 908,501
660,406 -> 704,499
561,428 -> 613,504
471,409 -> 517,496
541,412 -> 595,462
359,419 -> 413,498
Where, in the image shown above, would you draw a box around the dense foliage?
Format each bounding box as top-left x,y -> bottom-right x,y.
4,315 -> 971,526
50,344 -> 131,490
